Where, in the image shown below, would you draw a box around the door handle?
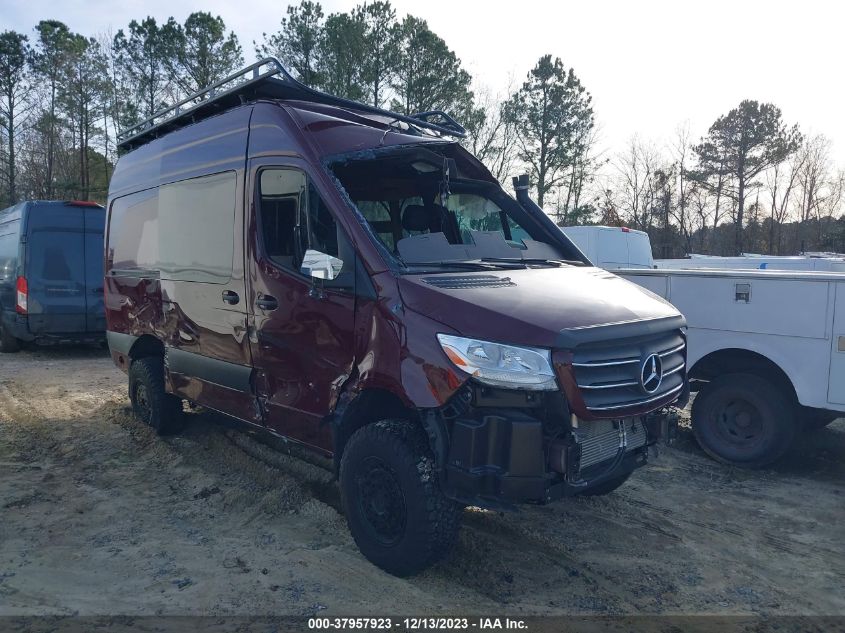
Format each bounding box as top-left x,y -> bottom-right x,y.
256,295 -> 278,311
222,290 -> 240,305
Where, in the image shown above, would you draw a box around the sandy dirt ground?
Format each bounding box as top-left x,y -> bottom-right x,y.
1,346 -> 843,617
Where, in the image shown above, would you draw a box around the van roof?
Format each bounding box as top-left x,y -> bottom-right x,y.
0,200 -> 104,216
563,225 -> 649,237
118,58 -> 466,152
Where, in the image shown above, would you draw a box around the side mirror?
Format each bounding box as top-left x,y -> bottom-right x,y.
300,249 -> 343,281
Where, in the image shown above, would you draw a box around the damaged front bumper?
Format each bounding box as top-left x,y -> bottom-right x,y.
433,385 -> 679,509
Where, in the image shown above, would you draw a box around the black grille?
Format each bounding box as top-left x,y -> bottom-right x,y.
422,275 -> 515,289
571,329 -> 685,414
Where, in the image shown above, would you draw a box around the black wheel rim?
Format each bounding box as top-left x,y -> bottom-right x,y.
355,456 -> 407,546
713,398 -> 766,450
135,383 -> 152,424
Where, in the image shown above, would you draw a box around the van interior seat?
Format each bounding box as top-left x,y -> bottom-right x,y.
401,205 -> 430,233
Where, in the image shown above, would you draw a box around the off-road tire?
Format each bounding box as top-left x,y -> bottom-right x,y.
339,420 -> 462,576
0,322 -> 21,353
691,372 -> 796,468
799,407 -> 840,431
578,472 -> 632,496
128,357 -> 184,435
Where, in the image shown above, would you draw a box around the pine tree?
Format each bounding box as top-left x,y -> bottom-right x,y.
504,55 -> 593,209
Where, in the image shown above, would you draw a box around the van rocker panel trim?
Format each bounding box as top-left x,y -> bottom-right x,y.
165,346 -> 253,392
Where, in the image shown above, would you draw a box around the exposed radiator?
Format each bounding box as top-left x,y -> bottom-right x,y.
574,418 -> 647,470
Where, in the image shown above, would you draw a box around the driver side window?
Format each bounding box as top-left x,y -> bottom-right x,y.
257,167 -> 353,288
258,169 -> 305,271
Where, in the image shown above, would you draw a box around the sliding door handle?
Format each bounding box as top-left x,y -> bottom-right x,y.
256,295 -> 278,311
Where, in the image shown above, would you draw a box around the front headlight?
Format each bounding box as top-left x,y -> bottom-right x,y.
436,334 -> 557,391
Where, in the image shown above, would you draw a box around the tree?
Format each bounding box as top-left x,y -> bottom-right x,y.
462,84 -> 518,183
32,20 -> 72,198
669,123 -> 695,253
353,1 -> 401,107
390,16 -> 474,118
765,151 -> 803,254
503,55 -> 593,209
163,12 -> 243,96
614,136 -> 662,231
555,125 -> 603,226
257,1 -> 324,87
113,18 -> 171,120
694,100 -> 801,255
60,34 -> 110,199
317,12 -> 367,101
0,31 -> 31,204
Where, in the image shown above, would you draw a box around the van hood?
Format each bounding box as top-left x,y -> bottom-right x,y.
398,266 -> 682,349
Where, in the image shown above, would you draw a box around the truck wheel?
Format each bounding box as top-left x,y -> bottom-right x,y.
0,322 -> 21,353
691,373 -> 796,468
799,407 -> 840,431
128,357 -> 184,435
578,472 -> 632,496
339,420 -> 461,576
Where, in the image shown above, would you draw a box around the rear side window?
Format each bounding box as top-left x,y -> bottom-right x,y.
0,220 -> 20,281
108,171 -> 237,283
159,173 -> 236,283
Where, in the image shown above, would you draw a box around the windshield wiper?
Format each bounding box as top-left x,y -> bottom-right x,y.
405,260 -> 523,271
481,257 -> 584,267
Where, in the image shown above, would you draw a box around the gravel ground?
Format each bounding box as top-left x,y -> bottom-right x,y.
0,346 -> 843,617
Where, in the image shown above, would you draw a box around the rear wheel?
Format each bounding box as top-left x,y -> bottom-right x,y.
128,357 -> 184,435
691,373 -> 796,468
339,420 -> 461,577
578,472 -> 632,496
0,322 -> 21,353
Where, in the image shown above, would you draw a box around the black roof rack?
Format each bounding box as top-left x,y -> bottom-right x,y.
117,57 -> 466,151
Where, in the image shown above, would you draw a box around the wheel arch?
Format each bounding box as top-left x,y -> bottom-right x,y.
689,347 -> 798,405
331,387 -> 432,475
128,334 -> 165,361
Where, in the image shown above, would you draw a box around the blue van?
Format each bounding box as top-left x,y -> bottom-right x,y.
0,200 -> 106,352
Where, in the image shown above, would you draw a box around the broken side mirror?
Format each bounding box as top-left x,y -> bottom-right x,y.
300,249 -> 343,281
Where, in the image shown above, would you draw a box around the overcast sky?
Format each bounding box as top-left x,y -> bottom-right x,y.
6,0 -> 845,165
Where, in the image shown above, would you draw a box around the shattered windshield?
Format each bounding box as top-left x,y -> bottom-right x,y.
330,148 -> 576,270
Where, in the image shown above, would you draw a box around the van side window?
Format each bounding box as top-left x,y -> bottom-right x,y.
0,221 -> 19,280
258,169 -> 305,270
159,172 -> 237,283
108,171 -> 237,283
306,184 -> 339,257
258,169 -> 347,261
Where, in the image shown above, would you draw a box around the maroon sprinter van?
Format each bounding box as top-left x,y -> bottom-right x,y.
106,59 -> 686,575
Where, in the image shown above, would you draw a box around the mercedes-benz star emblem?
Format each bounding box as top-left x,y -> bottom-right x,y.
639,353 -> 663,394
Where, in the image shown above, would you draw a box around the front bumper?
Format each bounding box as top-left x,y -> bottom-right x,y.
439,392 -> 679,508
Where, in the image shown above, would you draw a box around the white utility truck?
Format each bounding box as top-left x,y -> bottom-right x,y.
563,224 -> 845,272
563,225 -> 845,468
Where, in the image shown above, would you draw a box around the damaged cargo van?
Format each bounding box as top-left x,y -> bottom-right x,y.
0,200 -> 106,352
105,59 -> 687,575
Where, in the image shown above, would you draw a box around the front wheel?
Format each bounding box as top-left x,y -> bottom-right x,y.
339,420 -> 461,576
691,373 -> 796,468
